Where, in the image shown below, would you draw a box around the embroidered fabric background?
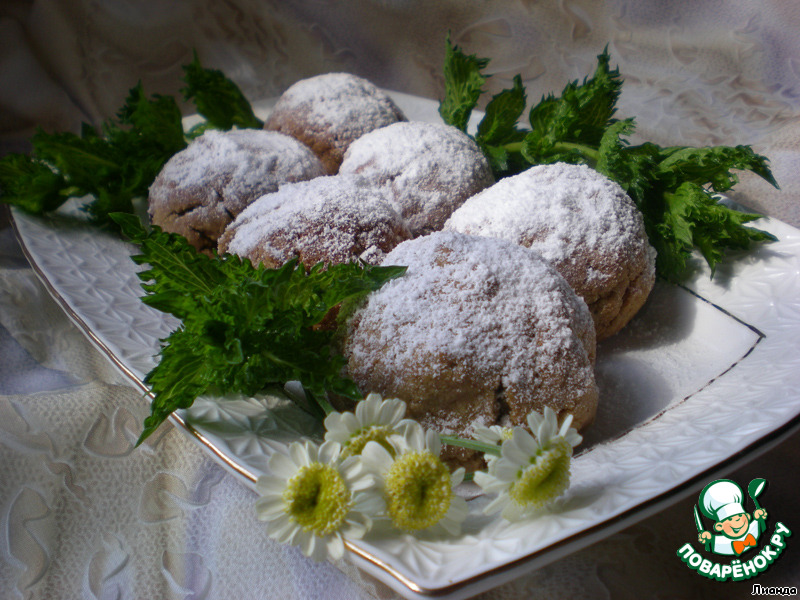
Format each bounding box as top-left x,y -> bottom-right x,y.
1,1 -> 799,598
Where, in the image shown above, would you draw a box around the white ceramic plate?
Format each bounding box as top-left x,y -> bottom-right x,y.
11,93 -> 800,599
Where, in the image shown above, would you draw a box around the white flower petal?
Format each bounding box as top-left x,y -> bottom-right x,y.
342,411 -> 360,433
361,440 -> 395,475
358,396 -> 380,425
565,430 -> 583,448
502,433 -> 530,464
450,467 -> 465,487
353,490 -> 385,516
493,458 -> 521,482
558,413 -> 574,437
267,453 -> 298,480
403,422 -> 425,451
438,514 -> 462,536
474,471 -> 510,494
424,429 -> 442,455
256,474 -> 286,494
343,512 -> 372,539
514,428 -> 540,456
501,500 -> 527,522
289,441 -> 311,467
396,418 -> 418,435
267,514 -> 295,541
323,411 -> 343,434
317,440 -> 341,465
298,530 -> 316,558
325,533 -> 345,561
541,407 -> 558,444
254,495 -> 285,518
526,411 -> 544,436
447,496 -> 469,521
378,398 -> 406,425
483,493 -> 511,516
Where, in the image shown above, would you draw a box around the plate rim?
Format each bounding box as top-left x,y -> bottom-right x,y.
6,89 -> 800,597
10,203 -> 800,599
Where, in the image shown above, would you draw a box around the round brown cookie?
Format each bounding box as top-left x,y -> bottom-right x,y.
218,175 -> 411,269
340,231 -> 598,469
339,121 -> 494,236
445,162 -> 656,340
148,129 -> 325,253
264,72 -> 406,174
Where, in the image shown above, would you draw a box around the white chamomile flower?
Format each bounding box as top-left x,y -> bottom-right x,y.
526,406 -> 582,450
254,440 -> 383,561
472,424 -> 514,465
323,393 -> 415,458
474,407 -> 581,521
361,423 -> 468,535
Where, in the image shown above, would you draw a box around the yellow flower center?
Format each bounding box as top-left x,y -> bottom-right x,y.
384,450 -> 452,531
509,438 -> 572,508
283,463 -> 351,535
342,425 -> 395,458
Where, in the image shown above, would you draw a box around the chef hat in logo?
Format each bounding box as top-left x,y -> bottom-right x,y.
700,479 -> 746,522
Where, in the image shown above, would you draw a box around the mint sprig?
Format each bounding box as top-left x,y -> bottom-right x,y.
111,213 -> 405,445
1,55 -> 261,228
438,38 -> 778,281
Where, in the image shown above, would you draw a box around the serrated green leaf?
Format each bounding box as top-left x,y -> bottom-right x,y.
120,218 -> 406,444
438,34 -> 489,132
655,145 -> 777,192
653,182 -> 776,280
528,48 -> 622,149
181,52 -> 263,130
0,153 -> 66,213
477,75 -> 527,145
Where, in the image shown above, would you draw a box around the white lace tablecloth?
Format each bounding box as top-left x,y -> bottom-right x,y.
2,2 -> 800,599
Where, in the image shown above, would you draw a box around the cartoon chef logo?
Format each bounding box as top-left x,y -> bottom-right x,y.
677,477 -> 791,582
695,478 -> 767,556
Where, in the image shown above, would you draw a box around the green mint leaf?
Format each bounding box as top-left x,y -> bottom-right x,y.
0,153 -> 66,213
115,83 -> 187,161
595,119 -> 660,204
118,216 -> 405,444
527,48 -> 622,152
5,84 -> 187,228
476,75 -> 527,145
181,52 -> 263,130
438,34 -> 489,132
654,144 -> 778,193
652,182 -> 776,281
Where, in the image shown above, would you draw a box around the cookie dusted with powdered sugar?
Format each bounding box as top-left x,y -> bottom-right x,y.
264,73 -> 406,174
340,231 -> 598,469
148,129 -> 325,253
445,163 -> 656,340
218,175 -> 411,269
339,121 -> 494,236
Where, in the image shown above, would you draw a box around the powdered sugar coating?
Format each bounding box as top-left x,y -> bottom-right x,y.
445,163 -> 656,339
265,73 -> 406,174
148,129 -> 325,252
218,175 -> 411,268
341,231 -> 598,466
339,121 -> 495,235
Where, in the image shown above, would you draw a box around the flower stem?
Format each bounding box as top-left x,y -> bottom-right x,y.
314,392 -> 336,415
439,434 -> 501,456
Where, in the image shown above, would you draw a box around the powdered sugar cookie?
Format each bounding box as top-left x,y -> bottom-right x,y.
445,163 -> 656,340
340,121 -> 494,236
340,231 -> 598,469
148,129 -> 325,253
218,175 -> 411,268
264,73 -> 406,174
